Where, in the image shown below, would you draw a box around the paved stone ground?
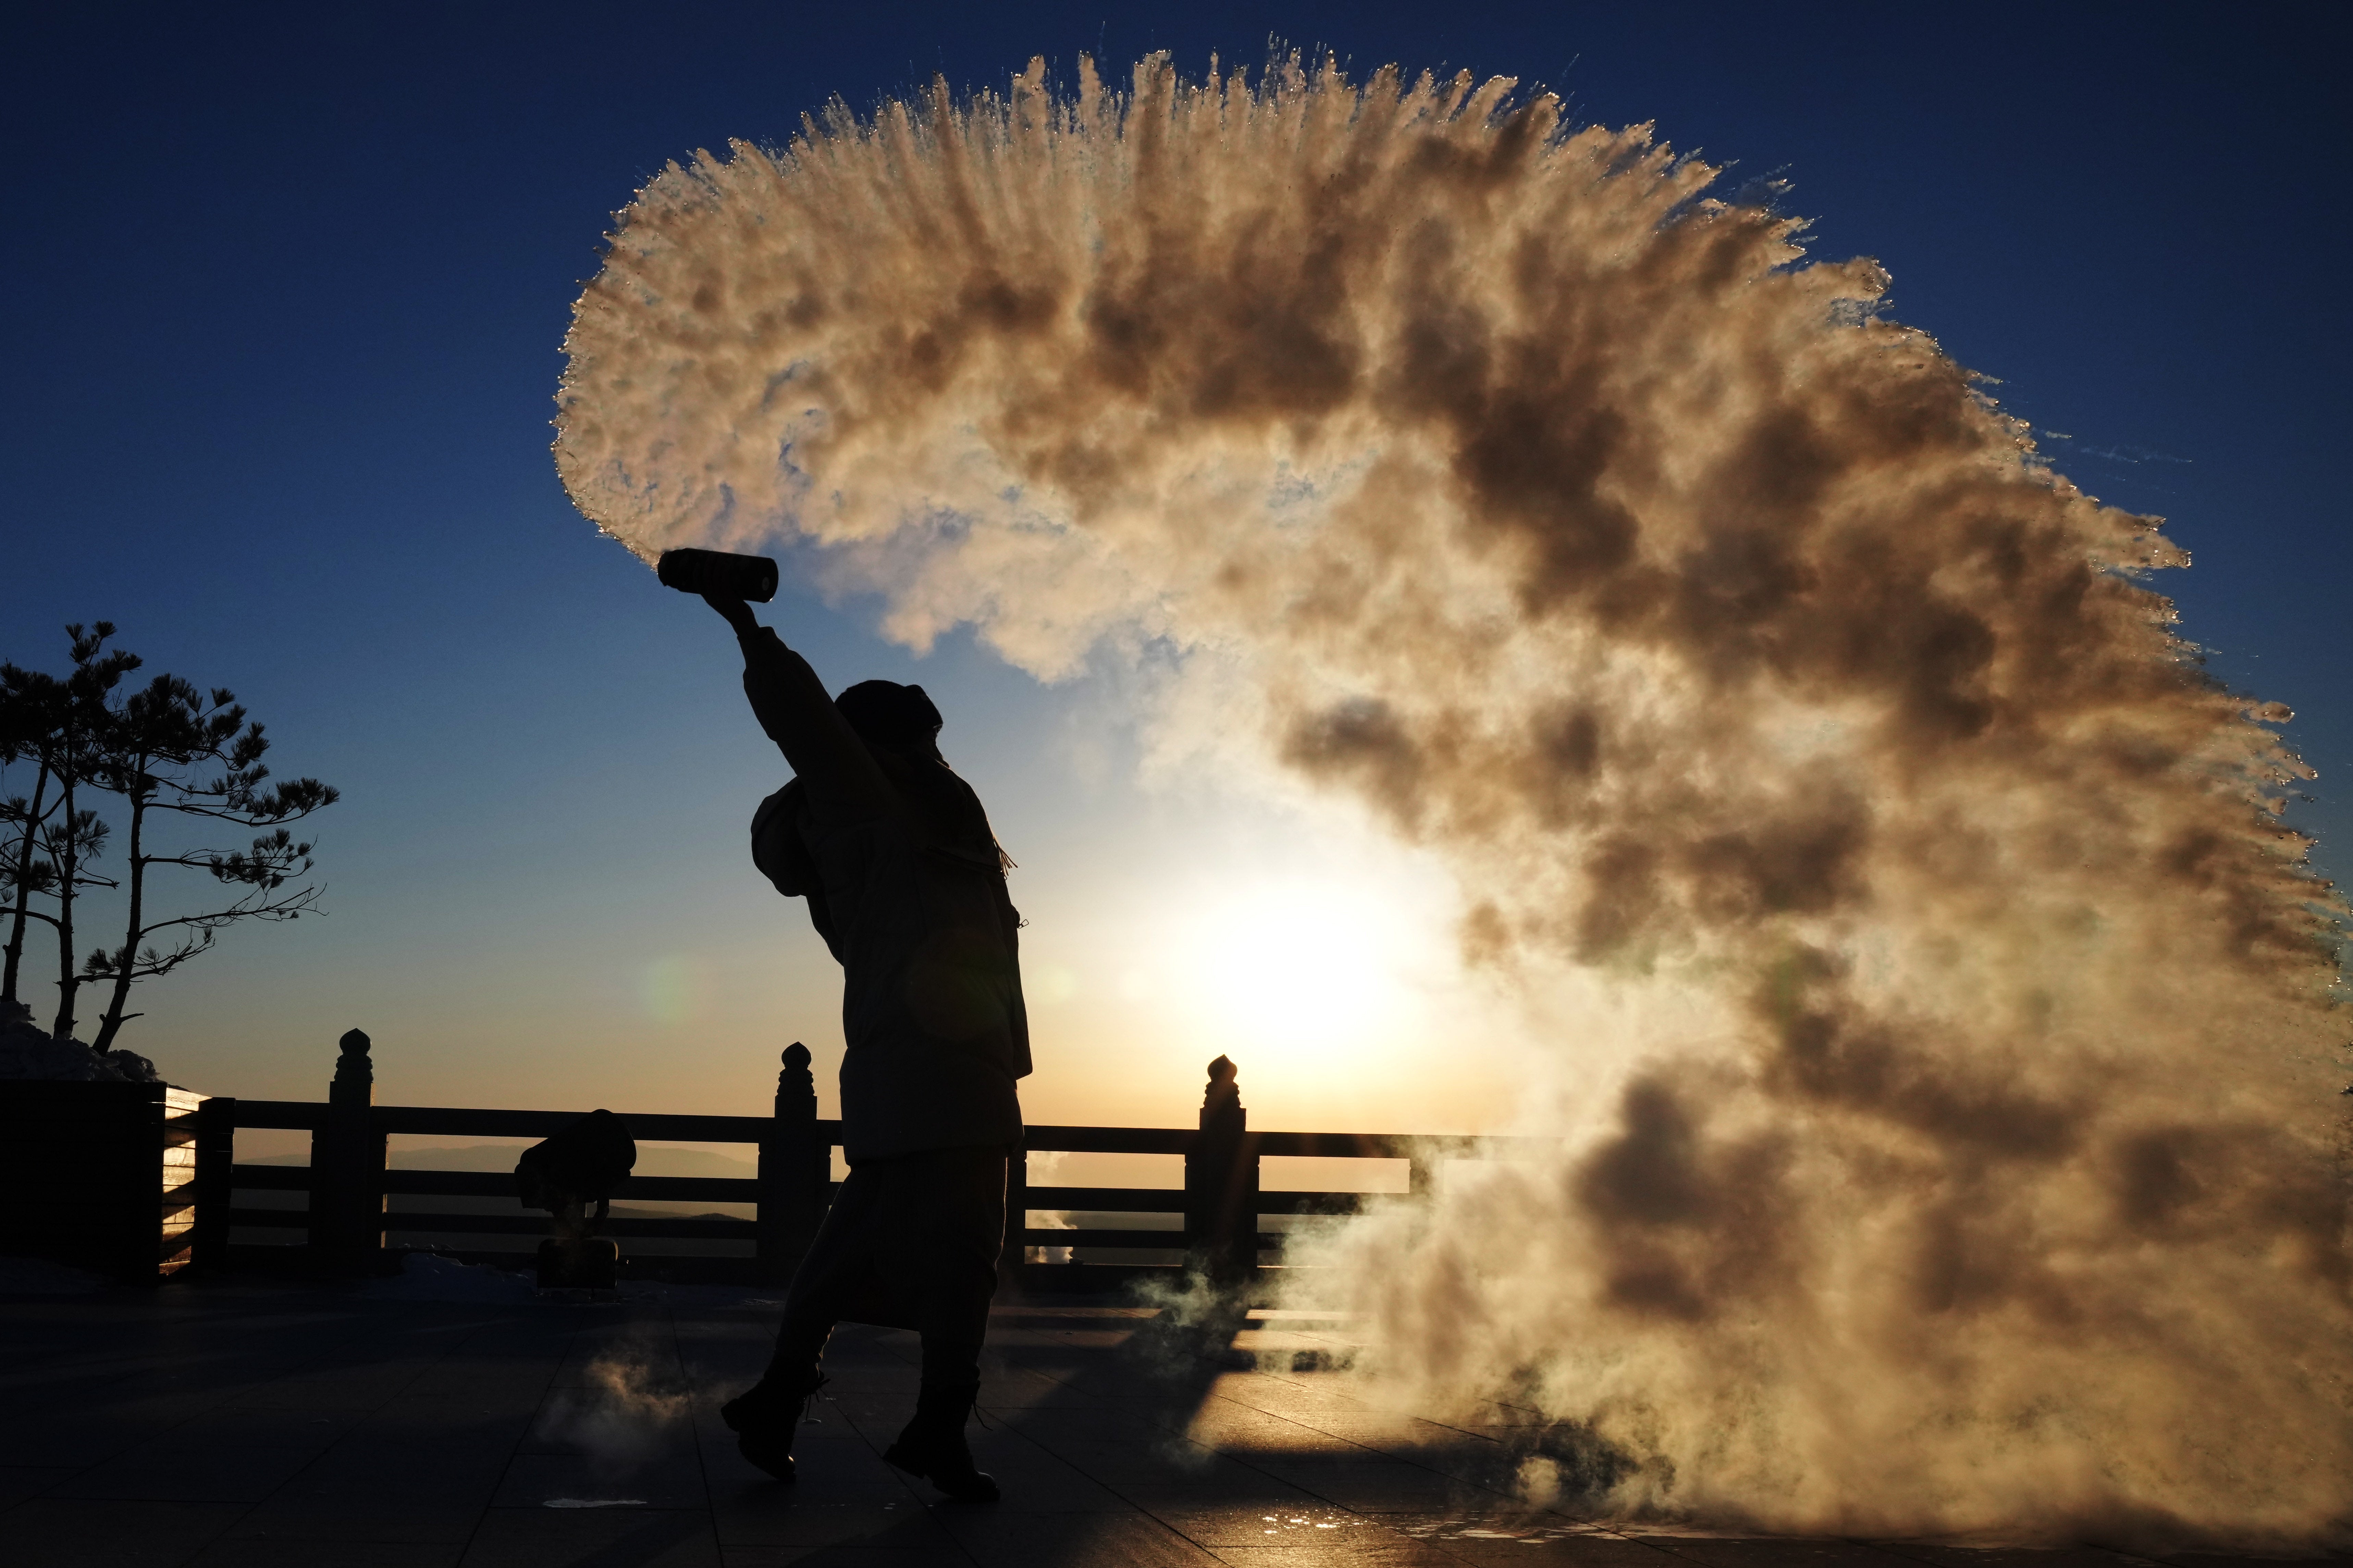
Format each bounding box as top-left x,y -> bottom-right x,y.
0,1272 -> 2332,1567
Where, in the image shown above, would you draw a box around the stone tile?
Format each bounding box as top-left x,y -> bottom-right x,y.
940,1508 -> 1225,1567
409,1334 -> 567,1368
1379,1511 -> 1641,1557
818,1410 -> 918,1456
230,1448 -> 510,1543
1151,1501 -> 1388,1547
1125,1478 -> 1332,1521
15,1291 -> 2263,1568
390,1353 -> 559,1386
1437,1532 -> 1697,1565
0,1410 -> 201,1469
824,1395 -> 924,1436
977,1370 -> 1128,1409
681,1350 -> 788,1382
813,1362 -> 924,1389
0,1465 -> 76,1505
416,1365 -> 568,1398
460,1505 -> 720,1567
1629,1540 -> 1924,1568
712,1496 -> 959,1548
0,1496 -> 246,1567
223,1502 -> 493,1548
1869,1552 -> 2166,1568
250,1372 -> 427,1409
361,1403 -> 543,1449
552,1336 -> 683,1393
280,1438 -> 517,1495
1183,1406 -> 1363,1451
239,1369 -> 418,1402
708,1431 -> 916,1504
1209,1542 -> 1468,1567
1205,1375 -> 1365,1413
1519,1537 -> 1697,1564
956,1430 -> 1133,1513
995,1408 -> 1171,1444
1006,1382 -> 1157,1411
1038,1436 -> 1249,1486
720,1548 -> 973,1567
1281,1415 -> 1479,1454
190,1540 -> 465,1567
1244,1458 -> 1477,1512
45,1440 -> 322,1503
523,1405 -> 699,1462
172,1404 -> 373,1445
494,1448 -> 708,1510
1028,1420 -> 1198,1452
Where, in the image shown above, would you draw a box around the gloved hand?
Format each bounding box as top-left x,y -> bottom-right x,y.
702,592 -> 760,637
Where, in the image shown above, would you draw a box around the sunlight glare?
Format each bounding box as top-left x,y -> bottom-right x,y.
1163,876 -> 1426,1059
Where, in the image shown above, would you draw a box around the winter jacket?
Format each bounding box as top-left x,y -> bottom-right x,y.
734,627 -> 1027,1163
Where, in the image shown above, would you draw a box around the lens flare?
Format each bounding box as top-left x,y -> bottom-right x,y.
556,53 -> 2351,1545
637,954 -> 709,1028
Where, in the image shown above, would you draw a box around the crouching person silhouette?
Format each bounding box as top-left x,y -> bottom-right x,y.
702,592 -> 1028,1503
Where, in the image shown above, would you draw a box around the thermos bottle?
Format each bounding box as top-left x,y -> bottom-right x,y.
655,547 -> 779,603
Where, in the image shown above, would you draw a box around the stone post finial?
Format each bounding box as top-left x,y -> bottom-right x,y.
1201,1054 -> 1243,1129
330,1028 -> 373,1104
1203,1053 -> 1239,1109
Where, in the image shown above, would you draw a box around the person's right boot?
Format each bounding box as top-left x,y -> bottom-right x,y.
720,1365 -> 826,1483
882,1381 -> 998,1502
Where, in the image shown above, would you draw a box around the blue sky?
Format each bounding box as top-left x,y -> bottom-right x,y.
4,2 -> 2344,1129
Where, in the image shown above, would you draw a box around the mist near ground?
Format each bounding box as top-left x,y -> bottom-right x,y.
555,54 -> 2352,1544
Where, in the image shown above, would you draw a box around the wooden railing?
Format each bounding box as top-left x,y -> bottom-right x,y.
191,1032 -> 1552,1287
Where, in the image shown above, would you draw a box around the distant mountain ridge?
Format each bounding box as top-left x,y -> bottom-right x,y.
245,1143 -> 757,1178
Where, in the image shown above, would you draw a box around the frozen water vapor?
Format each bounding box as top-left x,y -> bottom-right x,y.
556,54 -> 2351,1544
535,1346 -> 690,1477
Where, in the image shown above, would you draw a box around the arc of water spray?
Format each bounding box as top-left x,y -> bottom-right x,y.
556,52 -> 2351,1546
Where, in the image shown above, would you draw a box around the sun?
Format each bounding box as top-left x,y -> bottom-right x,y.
1160,876 -> 1422,1059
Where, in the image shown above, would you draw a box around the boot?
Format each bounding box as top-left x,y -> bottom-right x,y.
882,1381 -> 998,1502
720,1366 -> 827,1483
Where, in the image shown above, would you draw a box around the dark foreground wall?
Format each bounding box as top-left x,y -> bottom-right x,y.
0,1081 -> 203,1281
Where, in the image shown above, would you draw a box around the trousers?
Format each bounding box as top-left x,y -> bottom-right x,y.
770,1144 -> 1008,1390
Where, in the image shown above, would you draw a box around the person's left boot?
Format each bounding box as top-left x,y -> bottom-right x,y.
720,1366 -> 826,1483
883,1382 -> 998,1502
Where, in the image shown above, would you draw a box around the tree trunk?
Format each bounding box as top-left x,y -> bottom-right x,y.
49,744 -> 78,1043
1,755 -> 50,1007
90,778 -> 147,1055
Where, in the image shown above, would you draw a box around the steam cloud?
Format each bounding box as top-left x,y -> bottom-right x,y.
556,55 -> 2351,1545
535,1345 -> 691,1477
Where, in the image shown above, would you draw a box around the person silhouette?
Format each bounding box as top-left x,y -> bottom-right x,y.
700,592 -> 1028,1503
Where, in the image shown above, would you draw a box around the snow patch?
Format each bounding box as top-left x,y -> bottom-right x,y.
359,1251 -> 539,1304
0,1255 -> 108,1294
0,1000 -> 159,1082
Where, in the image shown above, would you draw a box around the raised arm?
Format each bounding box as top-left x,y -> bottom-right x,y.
702,594 -> 893,819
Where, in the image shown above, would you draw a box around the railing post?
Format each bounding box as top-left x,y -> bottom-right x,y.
309,1028 -> 385,1275
1407,1152 -> 1435,1203
190,1094 -> 237,1272
757,1043 -> 825,1284
1184,1055 -> 1258,1285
